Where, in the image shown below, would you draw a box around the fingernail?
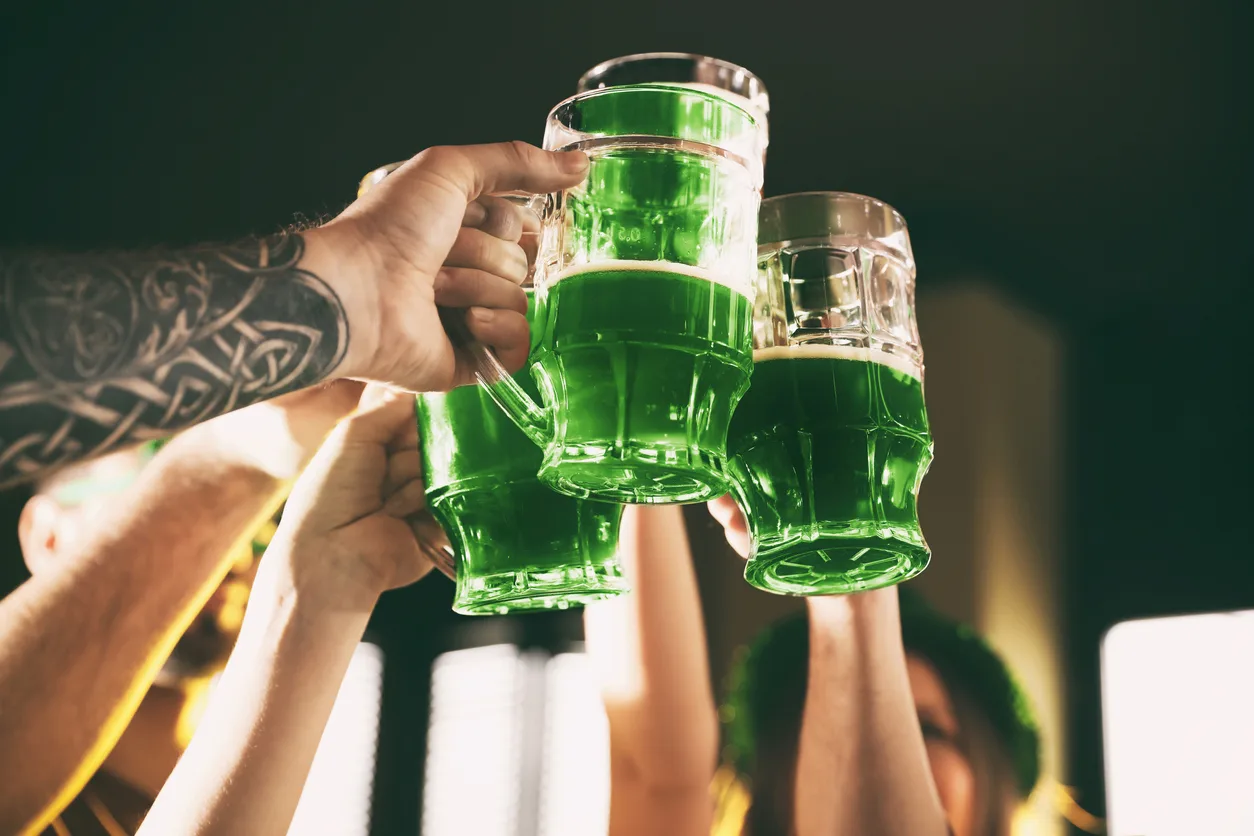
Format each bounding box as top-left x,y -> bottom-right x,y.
463,201 -> 487,227
558,150 -> 589,173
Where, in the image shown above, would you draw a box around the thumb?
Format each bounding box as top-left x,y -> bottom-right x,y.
451,141 -> 589,200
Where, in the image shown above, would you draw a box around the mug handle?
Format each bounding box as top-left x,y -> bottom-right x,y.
358,166 -> 552,447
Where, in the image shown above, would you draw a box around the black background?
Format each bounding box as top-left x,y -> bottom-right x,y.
3,0 -> 1252,831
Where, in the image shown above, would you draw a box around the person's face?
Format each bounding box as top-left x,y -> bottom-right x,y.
18,448 -> 262,685
908,653 -> 976,836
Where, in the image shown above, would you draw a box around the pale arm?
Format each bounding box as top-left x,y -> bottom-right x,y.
0,426 -> 280,834
138,386 -> 432,836
136,545 -> 372,836
0,386 -> 357,835
794,589 -> 949,836
583,506 -> 719,836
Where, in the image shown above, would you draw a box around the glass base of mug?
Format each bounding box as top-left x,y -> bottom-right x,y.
453,559 -> 629,616
744,531 -> 930,596
539,447 -> 732,505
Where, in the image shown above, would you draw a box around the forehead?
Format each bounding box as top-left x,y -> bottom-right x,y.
907,654 -> 955,717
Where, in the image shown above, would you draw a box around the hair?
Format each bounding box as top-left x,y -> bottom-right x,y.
721,589 -> 1039,836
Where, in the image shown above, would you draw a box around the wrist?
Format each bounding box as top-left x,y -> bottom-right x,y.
300,222 -> 381,382
806,587 -> 901,643
255,534 -> 386,620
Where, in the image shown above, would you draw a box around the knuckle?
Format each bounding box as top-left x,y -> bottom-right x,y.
506,140 -> 536,167
415,145 -> 459,168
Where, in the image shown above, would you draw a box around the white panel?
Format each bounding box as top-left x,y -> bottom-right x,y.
289,642 -> 385,836
1102,610 -> 1254,836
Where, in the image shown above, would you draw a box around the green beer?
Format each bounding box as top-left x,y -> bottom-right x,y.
417,295 -> 627,616
477,84 -> 762,505
532,260 -> 753,503
728,344 -> 933,595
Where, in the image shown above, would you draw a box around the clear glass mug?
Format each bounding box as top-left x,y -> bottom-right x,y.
476,84 -> 764,505
576,52 -> 769,153
355,175 -> 628,615
726,192 -> 933,595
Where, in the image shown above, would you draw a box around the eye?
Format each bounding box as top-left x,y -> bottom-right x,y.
919,718 -> 955,744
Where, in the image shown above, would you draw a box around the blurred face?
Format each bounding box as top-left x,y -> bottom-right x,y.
18,447 -> 262,685
908,653 -> 976,836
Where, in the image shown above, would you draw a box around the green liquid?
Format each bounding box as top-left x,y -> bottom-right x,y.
532,265 -> 754,503
727,348 -> 933,595
417,298 -> 626,615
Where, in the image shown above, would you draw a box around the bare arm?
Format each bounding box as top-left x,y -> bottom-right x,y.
137,549 -> 372,836
138,387 -> 433,836
0,231 -> 363,489
0,141 -> 591,488
583,506 -> 719,836
0,386 -> 358,836
794,590 -> 948,836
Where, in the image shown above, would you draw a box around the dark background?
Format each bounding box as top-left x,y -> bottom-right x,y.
2,0 -> 1252,832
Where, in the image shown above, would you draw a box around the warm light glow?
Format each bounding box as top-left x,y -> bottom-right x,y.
1102,610 -> 1254,836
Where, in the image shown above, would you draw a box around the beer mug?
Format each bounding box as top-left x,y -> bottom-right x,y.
356,173 -> 628,615
577,52 -> 770,152
727,192 -> 933,595
479,84 -> 764,505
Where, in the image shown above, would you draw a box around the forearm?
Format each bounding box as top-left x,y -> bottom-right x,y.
0,225 -> 371,488
794,590 -> 947,836
0,428 -> 288,834
139,552 -> 372,836
584,506 -> 718,787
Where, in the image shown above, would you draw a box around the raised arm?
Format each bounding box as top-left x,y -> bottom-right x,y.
0,141 -> 588,487
138,386 -> 437,836
796,591 -> 949,836
583,506 -> 719,836
707,494 -> 949,836
0,383 -> 359,835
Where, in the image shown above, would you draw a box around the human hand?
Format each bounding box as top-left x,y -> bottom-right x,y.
706,494 -> 750,559
261,384 -> 450,613
310,141 -> 588,391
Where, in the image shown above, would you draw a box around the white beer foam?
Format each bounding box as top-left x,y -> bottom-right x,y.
753,343 -> 922,380
549,259 -> 752,299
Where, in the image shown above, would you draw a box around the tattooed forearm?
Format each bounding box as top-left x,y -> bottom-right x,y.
0,233 -> 348,488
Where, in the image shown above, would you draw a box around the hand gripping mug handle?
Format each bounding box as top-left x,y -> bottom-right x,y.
356,166 -> 554,449
463,191 -> 555,450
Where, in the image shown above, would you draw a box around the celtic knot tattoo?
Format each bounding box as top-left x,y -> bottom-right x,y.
0,234 -> 348,488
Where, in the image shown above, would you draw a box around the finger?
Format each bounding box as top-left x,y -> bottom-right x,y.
384,448 -> 422,495
464,308 -> 530,374
450,141 -> 589,199
724,527 -> 751,560
445,228 -> 528,284
433,269 -> 528,315
519,230 -> 539,274
410,511 -> 455,580
386,406 -> 420,456
411,510 -> 452,553
357,382 -> 405,411
343,388 -> 416,445
382,478 -> 427,518
463,195 -> 528,243
707,494 -> 741,527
